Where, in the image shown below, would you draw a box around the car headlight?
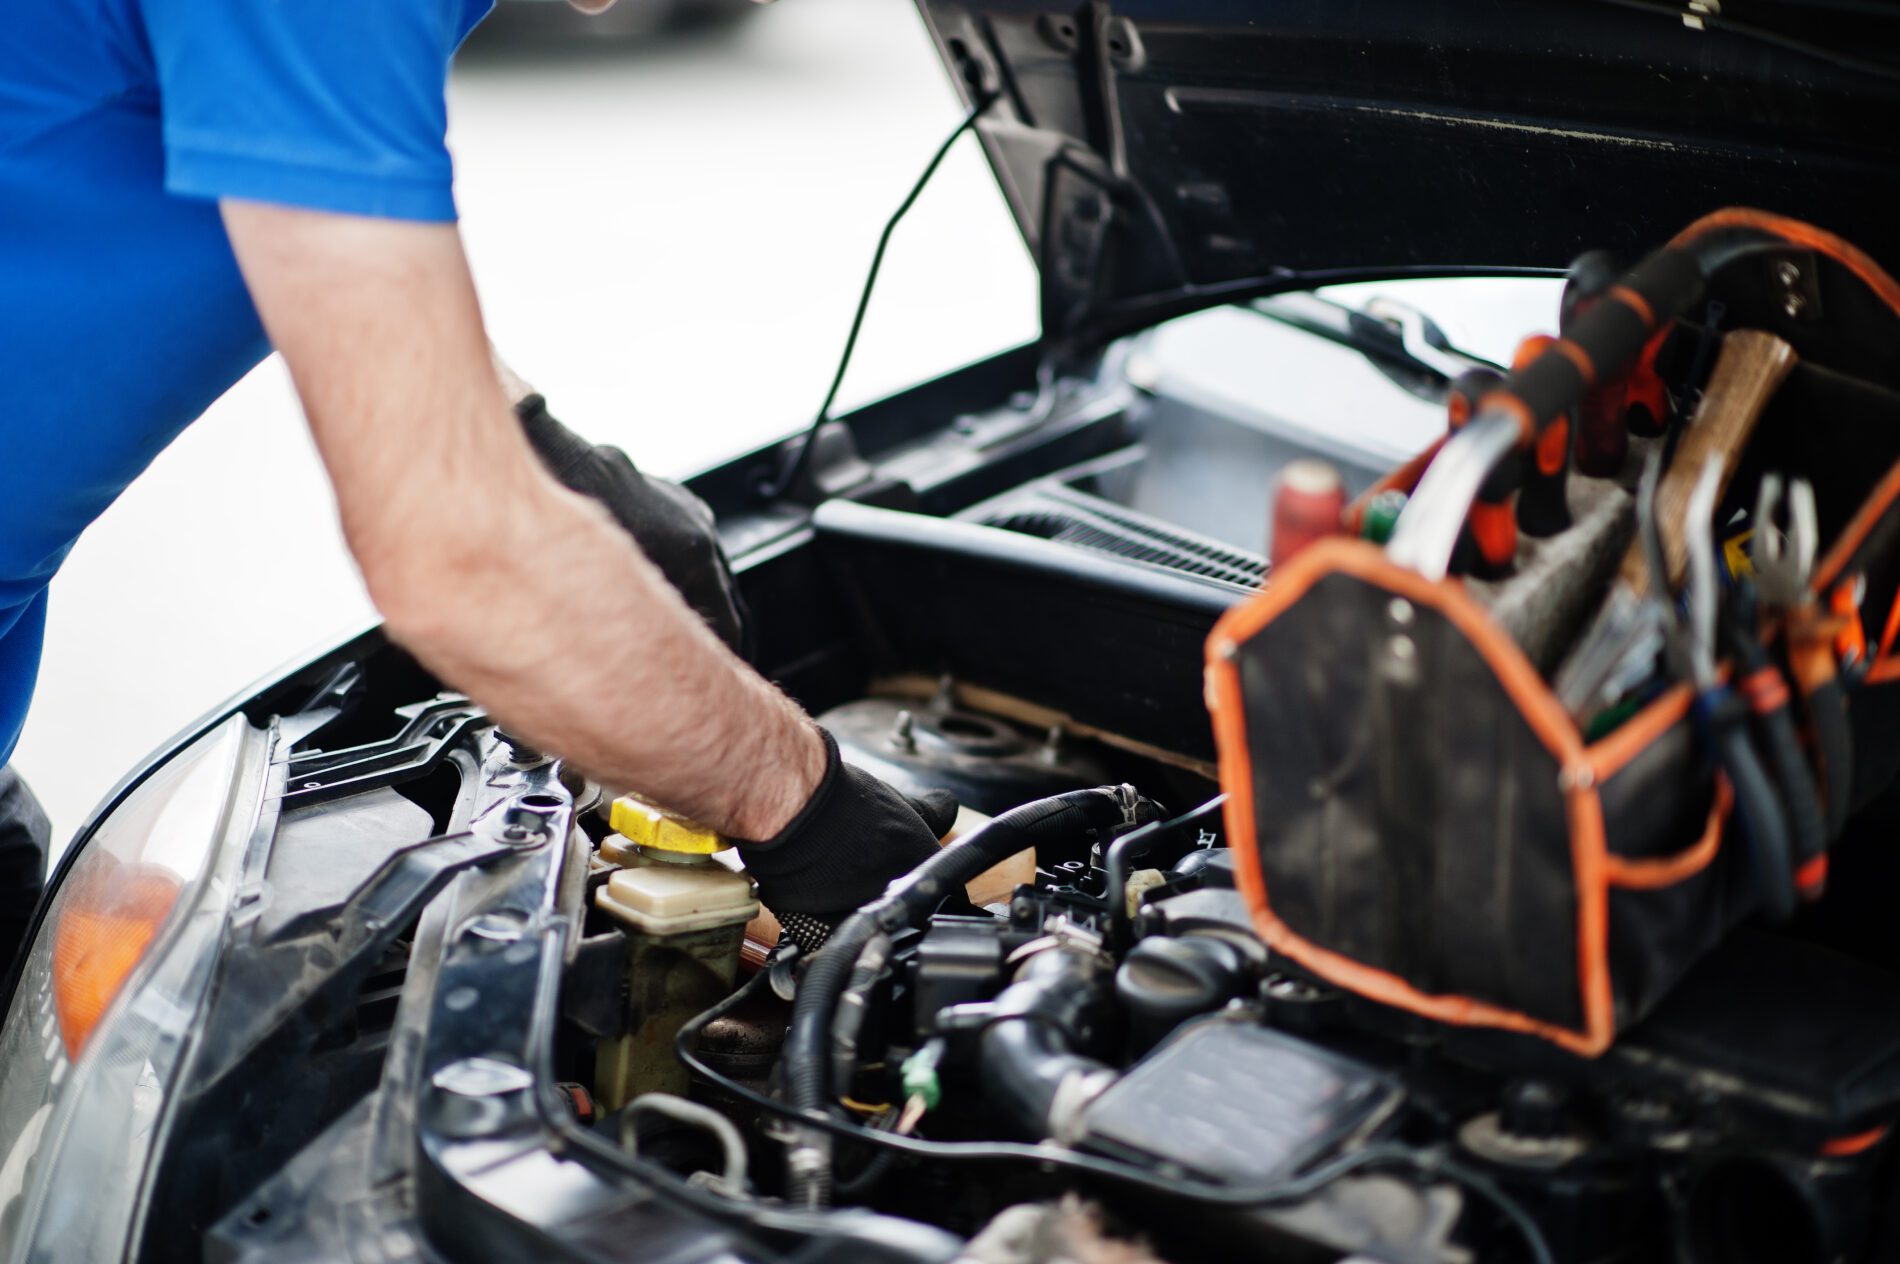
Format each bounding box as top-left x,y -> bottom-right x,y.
0,714 -> 268,1264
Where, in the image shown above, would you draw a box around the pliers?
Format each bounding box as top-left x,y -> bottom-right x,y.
1754,475 -> 1856,845
1723,476 -> 1830,897
1642,453 -> 1796,922
1750,475 -> 1817,609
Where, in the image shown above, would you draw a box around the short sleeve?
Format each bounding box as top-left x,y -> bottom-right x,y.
140,0 -> 481,222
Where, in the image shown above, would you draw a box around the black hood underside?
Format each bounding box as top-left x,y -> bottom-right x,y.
913,0 -> 1900,347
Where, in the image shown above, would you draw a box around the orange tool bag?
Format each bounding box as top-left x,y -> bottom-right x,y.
1206,210 -> 1900,1056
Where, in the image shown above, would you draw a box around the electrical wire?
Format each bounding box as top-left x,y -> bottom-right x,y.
756,91 -> 999,502
675,967 -> 1555,1263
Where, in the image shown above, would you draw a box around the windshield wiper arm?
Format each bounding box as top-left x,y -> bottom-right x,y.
1244,291 -> 1502,403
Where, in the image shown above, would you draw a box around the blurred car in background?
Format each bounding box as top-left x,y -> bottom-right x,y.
485,0 -> 759,40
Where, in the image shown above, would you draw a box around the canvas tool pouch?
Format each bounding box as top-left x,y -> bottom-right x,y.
1206,209 -> 1900,1056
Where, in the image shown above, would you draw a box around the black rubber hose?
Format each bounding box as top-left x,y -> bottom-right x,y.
783,909 -> 879,1203
981,1022 -> 1111,1140
882,788 -> 1132,924
829,931 -> 894,1094
783,786 -> 1132,1204
1103,826 -> 1159,946
979,945 -> 1118,1139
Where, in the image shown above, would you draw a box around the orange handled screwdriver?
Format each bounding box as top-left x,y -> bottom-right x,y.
1512,335 -> 1574,537
1447,366 -> 1518,578
1562,250 -> 1632,479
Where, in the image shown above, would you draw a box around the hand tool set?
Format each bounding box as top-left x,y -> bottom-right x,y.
1209,209 -> 1900,1054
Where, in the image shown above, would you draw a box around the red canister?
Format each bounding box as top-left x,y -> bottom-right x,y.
1269,458 -> 1346,571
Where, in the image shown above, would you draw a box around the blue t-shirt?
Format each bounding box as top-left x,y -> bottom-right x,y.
0,0 -> 493,767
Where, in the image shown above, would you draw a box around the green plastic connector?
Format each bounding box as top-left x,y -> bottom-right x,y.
1361,489 -> 1409,545
900,1040 -> 945,1112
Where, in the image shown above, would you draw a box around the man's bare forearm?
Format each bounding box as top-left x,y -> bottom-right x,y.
222,200 -> 824,838
381,470 -> 824,838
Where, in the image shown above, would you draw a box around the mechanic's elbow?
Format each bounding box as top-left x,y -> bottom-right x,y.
361,562 -> 449,652
354,528 -> 490,653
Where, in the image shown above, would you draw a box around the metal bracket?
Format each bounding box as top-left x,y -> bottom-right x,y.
1768,250 -> 1823,322
1681,0 -> 1720,30
282,697 -> 489,808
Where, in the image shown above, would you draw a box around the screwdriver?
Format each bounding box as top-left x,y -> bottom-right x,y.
1446,366 -> 1518,578
1725,607 -> 1829,899
1623,332 -> 1672,439
1796,592 -> 1857,843
1562,250 -> 1632,480
1512,335 -> 1575,537
1676,457 -> 1797,922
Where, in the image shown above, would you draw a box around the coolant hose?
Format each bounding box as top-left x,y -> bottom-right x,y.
783,785 -> 1134,1205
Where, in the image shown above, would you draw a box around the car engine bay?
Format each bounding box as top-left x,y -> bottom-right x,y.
167,449 -> 1900,1264
62,213 -> 1900,1264
163,659 -> 1900,1264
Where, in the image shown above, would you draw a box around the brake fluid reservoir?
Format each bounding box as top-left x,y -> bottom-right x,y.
592,796 -> 758,1109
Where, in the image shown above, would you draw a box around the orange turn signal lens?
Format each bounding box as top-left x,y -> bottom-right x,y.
33,715 -> 244,1062
50,857 -> 183,1059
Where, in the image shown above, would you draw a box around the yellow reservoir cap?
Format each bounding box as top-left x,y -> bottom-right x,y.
608,796 -> 730,856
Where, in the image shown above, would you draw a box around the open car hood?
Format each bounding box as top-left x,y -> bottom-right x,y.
912,0 -> 1900,350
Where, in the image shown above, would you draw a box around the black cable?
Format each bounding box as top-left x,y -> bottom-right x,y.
674,976 -> 1554,1263
1580,0 -> 1900,82
833,1117 -> 903,1200
1103,827 -> 1147,944
756,91 -> 998,503
1424,1150 -> 1559,1264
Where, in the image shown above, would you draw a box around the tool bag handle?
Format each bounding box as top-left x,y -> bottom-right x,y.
1387,210 -> 1900,579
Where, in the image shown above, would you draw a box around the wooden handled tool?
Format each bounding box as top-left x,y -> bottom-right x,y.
1619,329 -> 1798,598
1553,330 -> 1798,721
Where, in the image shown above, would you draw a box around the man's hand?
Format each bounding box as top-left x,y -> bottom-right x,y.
738,729 -> 957,939
503,382 -> 748,659
220,200 -> 820,838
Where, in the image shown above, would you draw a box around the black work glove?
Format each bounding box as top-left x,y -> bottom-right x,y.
514,392 -> 751,660
738,729 -> 958,946
0,767 -> 50,985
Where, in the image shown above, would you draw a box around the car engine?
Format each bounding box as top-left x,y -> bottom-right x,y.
553,684 -> 1900,1264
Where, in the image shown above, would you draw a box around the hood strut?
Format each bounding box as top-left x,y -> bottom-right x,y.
1033,4 -> 1186,365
